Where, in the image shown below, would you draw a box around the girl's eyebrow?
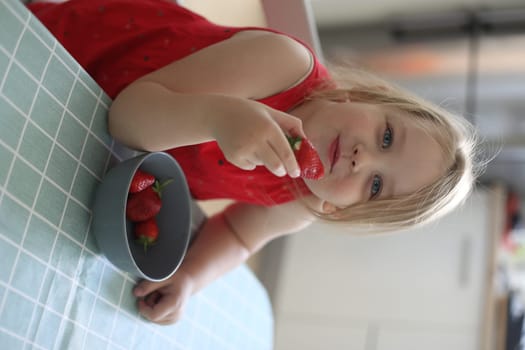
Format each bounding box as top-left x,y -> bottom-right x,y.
382,119 -> 407,199
380,175 -> 393,200
392,117 -> 407,154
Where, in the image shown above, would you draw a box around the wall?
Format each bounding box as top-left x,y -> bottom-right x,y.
310,0 -> 525,27
180,0 -> 266,26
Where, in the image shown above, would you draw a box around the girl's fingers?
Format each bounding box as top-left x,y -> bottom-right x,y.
151,310 -> 182,325
143,290 -> 162,307
267,134 -> 300,178
137,290 -> 176,322
236,159 -> 256,171
222,106 -> 305,177
250,133 -> 299,178
269,111 -> 304,177
271,110 -> 306,139
133,279 -> 166,297
256,149 -> 287,177
134,279 -> 178,322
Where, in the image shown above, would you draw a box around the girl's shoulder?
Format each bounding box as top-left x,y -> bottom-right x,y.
136,27 -> 318,101
225,29 -> 315,99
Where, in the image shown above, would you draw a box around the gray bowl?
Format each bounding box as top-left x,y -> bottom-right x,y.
92,152 -> 192,282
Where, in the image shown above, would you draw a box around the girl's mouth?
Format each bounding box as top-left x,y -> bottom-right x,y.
329,135 -> 340,173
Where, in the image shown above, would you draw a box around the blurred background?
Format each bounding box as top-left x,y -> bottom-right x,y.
182,0 -> 525,349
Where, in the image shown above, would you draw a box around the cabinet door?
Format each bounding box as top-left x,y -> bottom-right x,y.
271,189 -> 493,347
376,328 -> 477,350
275,321 -> 368,350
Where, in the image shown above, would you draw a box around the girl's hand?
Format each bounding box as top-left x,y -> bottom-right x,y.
211,99 -> 303,178
133,270 -> 194,325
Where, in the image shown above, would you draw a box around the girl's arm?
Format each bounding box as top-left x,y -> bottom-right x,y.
133,200 -> 315,324
108,31 -> 312,176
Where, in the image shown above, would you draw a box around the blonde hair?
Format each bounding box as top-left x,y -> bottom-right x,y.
304,67 -> 483,230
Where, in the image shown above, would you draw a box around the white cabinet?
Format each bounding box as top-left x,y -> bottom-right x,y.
270,187 -> 504,350
276,322 -> 368,350
376,329 -> 477,350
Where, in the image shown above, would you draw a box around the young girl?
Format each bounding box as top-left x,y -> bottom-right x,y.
28,0 -> 480,325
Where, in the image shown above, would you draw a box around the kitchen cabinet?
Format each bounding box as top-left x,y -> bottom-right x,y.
376,329 -> 476,350
275,322 -> 368,350
269,186 -> 504,350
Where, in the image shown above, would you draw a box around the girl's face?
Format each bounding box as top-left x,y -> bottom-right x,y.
297,100 -> 446,210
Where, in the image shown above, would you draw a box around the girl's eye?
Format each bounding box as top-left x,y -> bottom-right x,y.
382,124 -> 393,149
371,175 -> 382,198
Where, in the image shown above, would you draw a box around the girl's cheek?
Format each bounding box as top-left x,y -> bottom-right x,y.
334,180 -> 360,206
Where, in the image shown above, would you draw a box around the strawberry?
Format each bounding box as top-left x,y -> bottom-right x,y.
287,136 -> 324,180
129,169 -> 155,193
126,179 -> 173,222
126,185 -> 161,222
134,218 -> 159,253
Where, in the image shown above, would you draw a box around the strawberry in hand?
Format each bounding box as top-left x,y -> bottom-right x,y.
129,169 -> 156,193
134,218 -> 159,253
287,136 -> 324,180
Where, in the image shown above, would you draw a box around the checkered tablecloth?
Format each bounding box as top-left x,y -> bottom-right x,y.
0,1 -> 274,348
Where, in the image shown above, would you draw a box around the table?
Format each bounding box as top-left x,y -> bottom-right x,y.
0,0 -> 274,349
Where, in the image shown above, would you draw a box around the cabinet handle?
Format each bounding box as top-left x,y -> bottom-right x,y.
458,235 -> 472,287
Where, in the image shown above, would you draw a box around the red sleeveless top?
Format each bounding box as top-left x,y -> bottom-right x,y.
29,0 -> 333,206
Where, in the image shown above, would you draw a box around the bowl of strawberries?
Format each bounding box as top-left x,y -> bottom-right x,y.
92,152 -> 192,282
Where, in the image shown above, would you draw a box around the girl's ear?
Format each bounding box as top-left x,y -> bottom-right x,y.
321,201 -> 338,214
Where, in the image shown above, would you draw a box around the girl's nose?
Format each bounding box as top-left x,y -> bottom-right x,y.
350,144 -> 372,172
